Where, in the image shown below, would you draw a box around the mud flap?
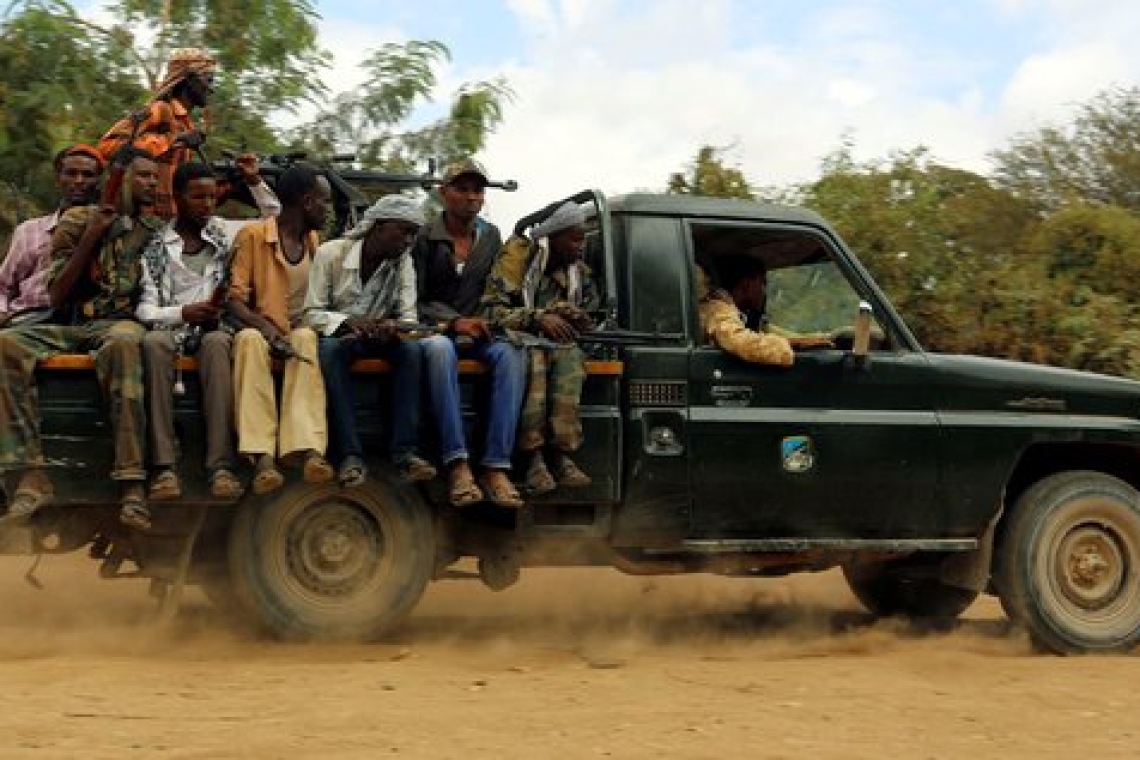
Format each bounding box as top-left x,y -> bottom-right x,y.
939,513 -> 999,592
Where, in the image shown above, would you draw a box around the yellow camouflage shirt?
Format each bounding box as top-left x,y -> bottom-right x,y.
699,296 -> 794,366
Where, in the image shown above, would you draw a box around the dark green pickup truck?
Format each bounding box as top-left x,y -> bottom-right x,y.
7,190 -> 1140,655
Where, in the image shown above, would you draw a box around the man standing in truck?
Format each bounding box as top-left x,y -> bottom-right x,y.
483,201 -> 599,495
305,194 -> 439,488
97,48 -> 217,220
136,158 -> 279,503
0,145 -> 104,328
0,153 -> 162,529
411,159 -> 526,508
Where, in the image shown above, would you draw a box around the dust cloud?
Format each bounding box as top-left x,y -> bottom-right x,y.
2,554 -> 1138,760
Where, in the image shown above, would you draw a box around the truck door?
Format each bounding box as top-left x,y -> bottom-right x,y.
610,214 -> 693,547
685,221 -> 943,540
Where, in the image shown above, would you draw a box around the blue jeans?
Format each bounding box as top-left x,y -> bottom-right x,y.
319,336 -> 422,465
421,335 -> 525,469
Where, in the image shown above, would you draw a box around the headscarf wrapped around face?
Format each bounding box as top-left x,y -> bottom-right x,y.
155,47 -> 218,98
524,202 -> 588,309
345,194 -> 427,240
532,201 -> 585,240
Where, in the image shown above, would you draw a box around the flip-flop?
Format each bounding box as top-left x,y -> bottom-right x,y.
148,469 -> 182,501
552,455 -> 592,488
1,486 -> 53,524
338,456 -> 367,488
479,472 -> 525,509
396,455 -> 437,484
524,456 -> 556,495
252,455 -> 284,495
209,468 -> 245,500
448,472 -> 484,507
119,494 -> 152,532
303,452 -> 335,484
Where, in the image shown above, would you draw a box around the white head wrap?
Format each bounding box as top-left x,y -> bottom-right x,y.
523,202 -> 588,309
532,201 -> 585,240
345,194 -> 427,240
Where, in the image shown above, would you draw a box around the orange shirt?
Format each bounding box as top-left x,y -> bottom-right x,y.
228,217 -> 320,334
96,98 -> 195,220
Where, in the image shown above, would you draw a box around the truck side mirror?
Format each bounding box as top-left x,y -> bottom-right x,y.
851,300 -> 873,360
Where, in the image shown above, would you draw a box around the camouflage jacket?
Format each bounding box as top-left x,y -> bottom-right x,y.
50,206 -> 164,321
482,235 -> 600,333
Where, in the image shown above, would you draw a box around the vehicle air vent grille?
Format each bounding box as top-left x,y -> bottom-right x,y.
628,380 -> 687,407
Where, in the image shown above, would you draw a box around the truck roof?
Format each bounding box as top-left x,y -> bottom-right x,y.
606,193 -> 830,228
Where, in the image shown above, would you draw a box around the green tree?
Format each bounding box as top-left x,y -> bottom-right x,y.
992,87 -> 1140,214
800,145 -> 1036,355
288,40 -> 513,172
0,0 -> 328,232
667,145 -> 754,200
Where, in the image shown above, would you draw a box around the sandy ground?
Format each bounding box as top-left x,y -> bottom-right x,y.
0,554 -> 1138,759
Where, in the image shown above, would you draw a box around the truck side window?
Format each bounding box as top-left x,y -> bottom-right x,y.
628,216 -> 688,336
690,222 -> 893,349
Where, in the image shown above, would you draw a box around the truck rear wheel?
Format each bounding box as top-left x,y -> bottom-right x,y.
228,480 -> 434,641
843,557 -> 979,620
995,470 -> 1140,654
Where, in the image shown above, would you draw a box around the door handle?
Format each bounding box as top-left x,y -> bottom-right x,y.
647,425 -> 684,456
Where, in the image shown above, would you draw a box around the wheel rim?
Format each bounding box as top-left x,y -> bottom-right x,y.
267,493 -> 395,612
1039,498 -> 1140,640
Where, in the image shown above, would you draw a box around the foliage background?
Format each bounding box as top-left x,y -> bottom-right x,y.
3,2 -> 1140,377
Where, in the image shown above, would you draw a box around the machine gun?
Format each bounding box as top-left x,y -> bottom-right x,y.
211,152 -> 518,237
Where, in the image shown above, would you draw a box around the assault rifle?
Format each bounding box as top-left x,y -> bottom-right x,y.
212,152 -> 518,237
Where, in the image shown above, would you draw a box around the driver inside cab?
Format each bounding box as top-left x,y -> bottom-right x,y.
697,254 -> 830,365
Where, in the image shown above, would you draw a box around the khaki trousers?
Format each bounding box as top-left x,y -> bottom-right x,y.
233,327 -> 326,460
143,329 -> 236,471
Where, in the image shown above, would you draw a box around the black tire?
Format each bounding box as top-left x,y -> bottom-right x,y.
843,557 -> 979,620
994,470 -> 1140,654
228,479 -> 434,641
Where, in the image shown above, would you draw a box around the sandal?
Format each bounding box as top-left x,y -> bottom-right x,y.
396,455 -> 437,484
302,451 -> 335,484
148,468 -> 182,501
524,452 -> 556,495
252,455 -> 284,495
119,485 -> 151,531
448,469 -> 484,508
479,470 -> 525,509
1,484 -> 54,524
209,468 -> 245,500
552,454 -> 591,488
338,455 -> 367,488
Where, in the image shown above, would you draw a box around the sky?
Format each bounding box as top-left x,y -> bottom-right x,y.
88,0 -> 1140,229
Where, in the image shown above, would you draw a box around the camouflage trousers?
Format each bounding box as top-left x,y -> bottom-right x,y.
0,320 -> 146,480
517,344 -> 586,453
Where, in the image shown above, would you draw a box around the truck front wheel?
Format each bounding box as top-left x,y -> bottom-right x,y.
228,480 -> 434,641
843,557 -> 979,620
995,471 -> 1140,654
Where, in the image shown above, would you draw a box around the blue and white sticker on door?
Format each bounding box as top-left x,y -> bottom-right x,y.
781,436 -> 815,473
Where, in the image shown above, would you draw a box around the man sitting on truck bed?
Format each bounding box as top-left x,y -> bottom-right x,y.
0,145 -> 104,328
227,164 -> 335,495
698,255 -> 830,364
483,201 -> 599,495
411,159 -> 526,509
0,153 -> 163,529
305,194 -> 438,488
137,158 -> 280,503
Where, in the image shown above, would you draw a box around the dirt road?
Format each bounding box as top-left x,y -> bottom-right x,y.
0,554 -> 1137,759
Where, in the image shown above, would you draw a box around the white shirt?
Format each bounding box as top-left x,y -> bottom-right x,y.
136,182 -> 280,326
304,237 -> 417,336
